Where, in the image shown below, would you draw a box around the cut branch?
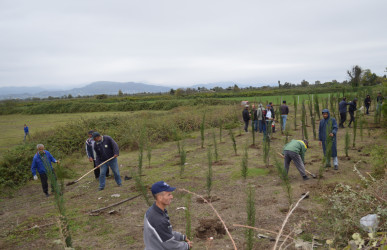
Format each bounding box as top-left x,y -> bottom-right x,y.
273,191 -> 309,250
90,194 -> 141,214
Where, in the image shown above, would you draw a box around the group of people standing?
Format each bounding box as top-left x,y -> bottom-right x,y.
31,130 -> 123,196
242,101 -> 290,137
338,92 -> 384,128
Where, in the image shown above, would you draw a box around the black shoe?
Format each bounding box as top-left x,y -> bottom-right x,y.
98,188 -> 104,191
334,165 -> 338,170
348,125 -> 352,128
45,193 -> 49,197
303,176 -> 310,181
124,176 -> 132,180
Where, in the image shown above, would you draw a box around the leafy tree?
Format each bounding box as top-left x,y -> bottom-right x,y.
347,65 -> 363,87
361,69 -> 379,86
301,80 -> 309,87
118,89 -> 124,96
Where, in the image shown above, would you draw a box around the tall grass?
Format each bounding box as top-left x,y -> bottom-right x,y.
201,112 -> 206,148
219,119 -> 223,143
146,143 -> 152,167
308,95 -> 317,140
263,139 -> 270,166
314,94 -> 321,120
293,95 -> 297,130
301,100 -> 308,140
353,111 -> 358,148
321,119 -> 333,179
245,185 -> 256,250
131,170 -> 151,206
241,144 -> 248,180
42,159 -> 72,247
212,131 -> 219,162
179,142 -> 187,178
206,148 -> 213,197
229,129 -> 237,155
138,130 -> 145,177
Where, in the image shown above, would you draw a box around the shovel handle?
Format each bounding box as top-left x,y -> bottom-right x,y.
74,156 -> 115,183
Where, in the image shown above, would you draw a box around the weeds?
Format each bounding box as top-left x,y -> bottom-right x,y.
131,170 -> 151,206
293,95 -> 297,130
146,143 -> 152,167
301,100 -> 309,140
263,138 -> 270,166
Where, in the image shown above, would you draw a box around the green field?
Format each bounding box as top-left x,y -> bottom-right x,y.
0,111 -> 138,156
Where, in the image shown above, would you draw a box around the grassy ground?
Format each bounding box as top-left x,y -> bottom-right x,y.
0,106 -> 385,249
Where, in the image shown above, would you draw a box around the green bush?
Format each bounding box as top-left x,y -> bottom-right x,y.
0,106 -> 238,189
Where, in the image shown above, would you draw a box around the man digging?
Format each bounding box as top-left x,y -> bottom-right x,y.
92,132 -> 122,191
282,139 -> 310,180
144,181 -> 193,249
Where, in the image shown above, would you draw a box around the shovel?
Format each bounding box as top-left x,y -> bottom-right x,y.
276,152 -> 317,178
66,156 -> 115,186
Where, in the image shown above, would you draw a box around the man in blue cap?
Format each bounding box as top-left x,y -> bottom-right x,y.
144,181 -> 192,250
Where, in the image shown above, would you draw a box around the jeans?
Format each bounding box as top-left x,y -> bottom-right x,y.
376,103 -> 382,112
252,120 -> 258,132
92,160 -> 109,179
281,115 -> 287,131
348,112 -> 355,126
99,158 -> 121,189
258,120 -> 265,133
24,132 -> 29,141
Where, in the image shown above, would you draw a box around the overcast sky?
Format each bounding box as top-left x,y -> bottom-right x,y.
1,0 -> 386,89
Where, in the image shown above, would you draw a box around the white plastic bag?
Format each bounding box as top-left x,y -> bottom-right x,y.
360,214 -> 379,232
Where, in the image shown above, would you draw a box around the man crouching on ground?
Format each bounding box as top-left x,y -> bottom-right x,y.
144,181 -> 193,249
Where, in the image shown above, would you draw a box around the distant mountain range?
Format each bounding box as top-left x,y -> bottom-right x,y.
0,81 -> 267,100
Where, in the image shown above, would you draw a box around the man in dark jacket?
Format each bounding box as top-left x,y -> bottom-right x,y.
364,95 -> 371,115
280,101 -> 289,132
242,105 -> 250,132
376,92 -> 384,112
282,139 -> 309,180
348,98 -> 357,128
144,181 -> 192,249
250,104 -> 258,132
86,130 -> 109,179
31,144 -> 59,197
92,132 -> 122,191
319,109 -> 339,170
338,97 -> 350,128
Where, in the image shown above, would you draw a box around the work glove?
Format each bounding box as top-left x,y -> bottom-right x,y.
33,175 -> 38,180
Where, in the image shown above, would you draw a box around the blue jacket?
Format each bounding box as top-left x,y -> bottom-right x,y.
24,126 -> 29,133
319,109 -> 338,157
348,101 -> 357,113
338,100 -> 349,113
31,150 -> 57,176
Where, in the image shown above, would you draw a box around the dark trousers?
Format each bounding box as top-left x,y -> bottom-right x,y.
39,172 -> 55,195
284,150 -> 306,177
339,112 -> 346,127
244,120 -> 249,132
348,111 -> 355,126
365,105 -> 370,114
93,160 -> 109,179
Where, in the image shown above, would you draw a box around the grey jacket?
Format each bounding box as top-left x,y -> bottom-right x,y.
257,104 -> 264,121
144,203 -> 189,250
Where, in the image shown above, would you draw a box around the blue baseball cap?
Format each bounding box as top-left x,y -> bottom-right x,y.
151,181 -> 176,195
